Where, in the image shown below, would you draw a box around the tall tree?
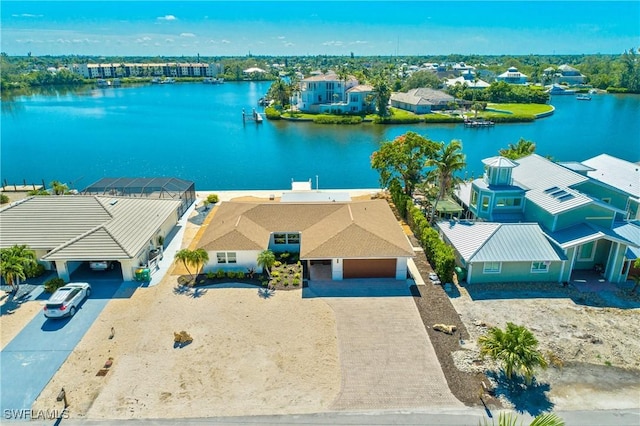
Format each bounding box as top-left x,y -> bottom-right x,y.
499,138 -> 537,160
174,248 -> 209,283
425,139 -> 466,224
175,249 -> 194,280
371,72 -> 391,117
371,131 -> 440,196
0,245 -> 37,293
479,322 -> 548,384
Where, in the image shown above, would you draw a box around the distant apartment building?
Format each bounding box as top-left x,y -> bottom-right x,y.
75,62 -> 224,79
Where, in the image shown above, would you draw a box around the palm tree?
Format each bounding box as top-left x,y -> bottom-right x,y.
257,249 -> 276,278
175,249 -> 195,280
0,245 -> 37,293
629,259 -> 640,294
479,322 -> 548,385
426,139 -> 466,224
499,138 -> 537,160
191,248 -> 209,278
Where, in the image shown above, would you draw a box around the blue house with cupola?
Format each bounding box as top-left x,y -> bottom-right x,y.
440,154 -> 639,284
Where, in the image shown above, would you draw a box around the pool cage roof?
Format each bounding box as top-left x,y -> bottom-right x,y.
82,177 -> 194,199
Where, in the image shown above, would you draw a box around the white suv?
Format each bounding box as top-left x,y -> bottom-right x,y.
43,282 -> 92,318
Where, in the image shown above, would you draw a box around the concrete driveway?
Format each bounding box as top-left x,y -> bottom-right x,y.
0,280 -> 123,415
306,279 -> 463,410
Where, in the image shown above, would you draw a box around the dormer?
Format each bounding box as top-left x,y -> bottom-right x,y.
482,156 -> 518,187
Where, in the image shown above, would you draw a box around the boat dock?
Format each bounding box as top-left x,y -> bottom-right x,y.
242,108 -> 263,124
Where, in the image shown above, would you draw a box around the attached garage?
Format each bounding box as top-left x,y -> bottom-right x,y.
343,258 -> 397,279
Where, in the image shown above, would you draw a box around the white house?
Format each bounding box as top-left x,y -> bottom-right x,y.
198,199 -> 414,281
0,196 -> 182,282
294,71 -> 362,113
390,88 -> 456,113
496,67 -> 528,85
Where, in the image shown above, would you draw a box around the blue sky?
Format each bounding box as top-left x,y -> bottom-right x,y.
2,1 -> 639,56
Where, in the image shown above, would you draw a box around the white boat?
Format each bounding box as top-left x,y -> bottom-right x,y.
161,77 -> 176,84
96,78 -> 109,87
151,77 -> 161,84
576,94 -> 592,101
203,77 -> 224,84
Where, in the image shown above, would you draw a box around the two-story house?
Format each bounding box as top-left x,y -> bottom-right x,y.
293,72 -> 374,114
441,154 -> 638,284
496,67 -> 528,85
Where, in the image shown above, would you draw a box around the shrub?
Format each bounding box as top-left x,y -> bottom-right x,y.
313,115 -> 362,125
206,271 -> 216,279
236,271 -> 246,279
226,271 -> 236,279
422,114 -> 464,123
373,115 -> 422,124
216,269 -> 226,279
271,270 -> 280,277
265,106 -> 281,120
294,273 -> 300,279
206,193 -> 219,204
44,277 -> 66,293
0,194 -> 9,204
279,252 -> 290,261
25,263 -> 46,278
273,261 -> 282,267
606,87 -> 628,93
283,282 -> 289,287
292,279 -> 300,286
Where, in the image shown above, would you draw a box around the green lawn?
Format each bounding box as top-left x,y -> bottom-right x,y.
486,103 -> 554,115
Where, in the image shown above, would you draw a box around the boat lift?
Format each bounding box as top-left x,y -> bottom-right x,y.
242,108 -> 263,124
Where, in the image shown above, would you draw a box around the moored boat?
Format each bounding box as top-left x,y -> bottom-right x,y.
576,94 -> 592,101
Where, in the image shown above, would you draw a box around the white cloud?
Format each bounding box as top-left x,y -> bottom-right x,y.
221,39 -> 231,44
277,36 -> 285,40
349,40 -> 368,45
180,32 -> 196,37
322,40 -> 344,47
157,15 -> 177,21
136,36 -> 152,43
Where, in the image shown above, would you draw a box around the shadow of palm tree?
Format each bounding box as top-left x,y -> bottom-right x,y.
191,288 -> 207,298
487,370 -> 554,416
258,288 -> 275,299
173,284 -> 192,296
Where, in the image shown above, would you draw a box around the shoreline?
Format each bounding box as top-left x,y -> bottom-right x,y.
195,188 -> 383,202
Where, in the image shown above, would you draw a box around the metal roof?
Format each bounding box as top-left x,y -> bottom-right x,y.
612,221 -> 640,260
482,156 -> 518,168
437,221 -> 566,263
525,186 -> 591,215
437,221 -> 500,262
511,154 -> 588,191
546,222 -> 639,249
582,154 -> 640,199
0,196 -> 180,261
472,223 -> 566,262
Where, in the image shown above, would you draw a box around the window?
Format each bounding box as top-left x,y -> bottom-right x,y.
578,241 -> 596,261
471,190 -> 478,206
602,198 -> 611,204
496,197 -> 506,207
274,233 -> 286,244
217,252 -> 237,264
287,233 -> 300,244
483,262 -> 501,273
531,261 -> 549,273
481,196 -> 490,211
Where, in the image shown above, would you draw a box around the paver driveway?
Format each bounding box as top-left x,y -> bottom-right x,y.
1,280 -> 124,415
306,280 -> 463,410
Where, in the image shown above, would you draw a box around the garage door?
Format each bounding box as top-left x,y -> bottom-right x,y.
343,258 -> 396,279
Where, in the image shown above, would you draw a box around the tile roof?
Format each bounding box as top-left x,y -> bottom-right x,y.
581,154 -> 640,199
198,200 -> 414,259
0,196 -> 180,260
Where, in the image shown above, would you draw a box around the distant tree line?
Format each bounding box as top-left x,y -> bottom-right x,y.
2,49 -> 639,93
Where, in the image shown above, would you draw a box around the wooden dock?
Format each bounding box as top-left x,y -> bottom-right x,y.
242,108 -> 263,124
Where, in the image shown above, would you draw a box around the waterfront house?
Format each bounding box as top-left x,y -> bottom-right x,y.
496,67 -> 528,85
447,154 -> 638,284
294,71 -> 371,114
198,198 -> 414,281
556,64 -> 587,85
0,177 -> 195,282
390,88 -> 456,113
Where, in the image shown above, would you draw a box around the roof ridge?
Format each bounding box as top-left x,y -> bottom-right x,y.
348,222 -> 414,256
468,223 -> 502,262
43,223 -> 111,259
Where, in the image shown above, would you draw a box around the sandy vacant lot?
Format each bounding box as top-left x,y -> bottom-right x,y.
449,282 -> 640,411
32,283 -> 340,420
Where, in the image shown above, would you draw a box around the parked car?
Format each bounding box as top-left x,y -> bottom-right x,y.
43,282 -> 91,318
90,260 -> 115,271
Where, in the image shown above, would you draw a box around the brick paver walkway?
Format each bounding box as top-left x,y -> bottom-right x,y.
324,293 -> 463,410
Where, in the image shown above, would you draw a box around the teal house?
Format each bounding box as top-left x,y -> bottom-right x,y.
442,154 -> 639,284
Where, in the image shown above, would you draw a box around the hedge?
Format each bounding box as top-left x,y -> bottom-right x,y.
483,113 -> 535,123
422,114 -> 464,123
312,115 -> 363,124
373,115 -> 422,124
264,106 -> 281,120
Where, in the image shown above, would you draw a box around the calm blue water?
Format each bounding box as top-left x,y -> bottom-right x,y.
1,82 -> 639,190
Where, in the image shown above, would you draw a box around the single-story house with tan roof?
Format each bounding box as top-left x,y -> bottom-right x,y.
0,195 -> 182,282
198,199 -> 414,280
